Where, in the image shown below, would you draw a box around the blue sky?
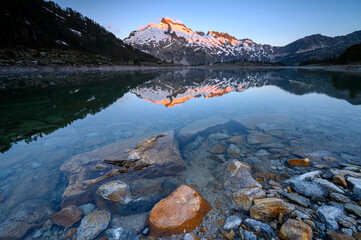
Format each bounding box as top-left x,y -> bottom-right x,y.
52,0 -> 361,46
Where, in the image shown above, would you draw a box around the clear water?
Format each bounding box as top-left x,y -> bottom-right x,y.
1,68 -> 361,238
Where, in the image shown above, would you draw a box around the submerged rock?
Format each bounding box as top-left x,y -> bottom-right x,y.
313,178 -> 345,194
233,187 -> 266,211
333,174 -> 347,188
243,218 -> 275,239
178,117 -> 230,145
209,143 -> 226,154
106,227 -> 139,240
77,210 -> 111,240
287,158 -> 311,167
344,203 -> 361,218
317,205 -> 345,231
60,131 -> 185,206
249,198 -> 294,221
52,205 -> 83,228
281,192 -> 310,208
147,185 -> 211,237
220,160 -> 262,195
326,231 -> 356,240
223,215 -> 242,230
227,144 -> 241,157
347,177 -> 361,200
0,200 -> 54,240
279,219 -> 312,240
290,180 -> 329,198
247,132 -> 272,145
97,180 -> 132,203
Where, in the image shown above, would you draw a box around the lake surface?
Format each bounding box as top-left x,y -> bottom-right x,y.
1,68 -> 361,239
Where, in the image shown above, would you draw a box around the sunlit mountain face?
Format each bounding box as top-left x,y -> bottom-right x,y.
125,18 -> 361,65
125,18 -> 273,65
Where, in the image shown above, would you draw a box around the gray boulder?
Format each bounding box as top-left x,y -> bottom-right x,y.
77,210 -> 111,240
290,180 -> 329,198
316,205 -> 345,231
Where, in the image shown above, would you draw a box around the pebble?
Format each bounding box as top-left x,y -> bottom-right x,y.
106,227 -> 139,240
279,219 -> 313,240
281,192 -> 310,208
243,218 -> 275,239
317,205 -> 345,231
223,215 -> 242,230
290,180 -> 329,198
77,210 -> 111,240
244,230 -> 257,240
78,203 -> 96,216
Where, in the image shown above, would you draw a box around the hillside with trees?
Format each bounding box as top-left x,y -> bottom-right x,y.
0,0 -> 159,65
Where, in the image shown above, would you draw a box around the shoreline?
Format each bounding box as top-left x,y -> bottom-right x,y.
0,64 -> 361,76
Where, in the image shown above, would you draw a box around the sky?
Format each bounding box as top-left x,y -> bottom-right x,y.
52,0 -> 361,46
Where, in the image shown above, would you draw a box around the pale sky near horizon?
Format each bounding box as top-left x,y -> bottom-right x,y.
52,0 -> 361,46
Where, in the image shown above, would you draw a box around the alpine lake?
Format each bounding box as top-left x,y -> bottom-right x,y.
1,67 -> 361,240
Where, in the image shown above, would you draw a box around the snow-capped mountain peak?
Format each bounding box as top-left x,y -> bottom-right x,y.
124,17 -> 273,65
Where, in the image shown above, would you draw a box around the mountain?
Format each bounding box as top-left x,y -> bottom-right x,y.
125,18 -> 361,65
336,43 -> 361,64
124,18 -> 274,65
0,0 -> 158,65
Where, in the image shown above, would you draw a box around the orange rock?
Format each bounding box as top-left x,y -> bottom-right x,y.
279,219 -> 312,240
250,198 -> 294,221
333,174 -> 347,188
233,187 -> 266,211
327,231 -> 356,240
147,185 -> 211,237
52,205 -> 83,228
287,158 -> 311,167
65,228 -> 77,240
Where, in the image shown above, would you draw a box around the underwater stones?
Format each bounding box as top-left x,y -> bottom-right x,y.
347,177 -> 361,200
2,170 -> 60,214
279,219 -> 313,240
0,199 -> 54,240
232,113 -> 291,130
281,192 -> 310,208
178,117 -> 230,145
77,210 -> 111,240
223,215 -> 242,230
226,135 -> 244,143
247,132 -> 272,145
326,231 -> 356,240
233,187 -> 266,211
60,131 -> 185,207
317,205 -> 345,231
333,174 -> 347,188
220,160 -> 262,195
227,144 -> 241,157
286,158 -> 311,167
209,143 -> 226,154
313,178 -> 345,194
147,185 -> 211,237
290,180 -> 329,198
97,181 -> 132,204
243,218 -> 275,239
52,205 -> 83,228
249,198 -> 295,221
106,227 -> 139,240
344,204 -> 361,218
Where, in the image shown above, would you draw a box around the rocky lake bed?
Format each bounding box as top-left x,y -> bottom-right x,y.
1,112 -> 361,240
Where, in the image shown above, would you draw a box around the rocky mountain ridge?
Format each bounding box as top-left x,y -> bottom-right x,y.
125,18 -> 361,65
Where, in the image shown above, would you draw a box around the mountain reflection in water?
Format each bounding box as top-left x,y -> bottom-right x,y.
1,68 -> 361,153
